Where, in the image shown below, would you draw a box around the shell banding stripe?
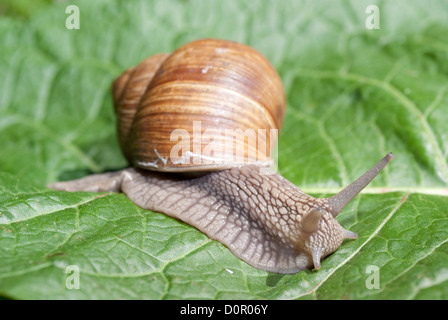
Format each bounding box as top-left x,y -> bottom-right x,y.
113,53 -> 170,161
147,39 -> 285,130
131,82 -> 279,168
136,82 -> 278,130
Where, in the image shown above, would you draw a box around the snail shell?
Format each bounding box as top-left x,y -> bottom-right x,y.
112,38 -> 285,172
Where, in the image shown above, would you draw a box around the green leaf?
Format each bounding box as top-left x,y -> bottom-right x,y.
0,0 -> 447,299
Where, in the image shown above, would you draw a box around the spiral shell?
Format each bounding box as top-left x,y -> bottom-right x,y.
112,39 -> 285,172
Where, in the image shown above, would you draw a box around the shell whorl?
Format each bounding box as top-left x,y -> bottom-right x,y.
112,39 -> 286,172
112,53 -> 170,163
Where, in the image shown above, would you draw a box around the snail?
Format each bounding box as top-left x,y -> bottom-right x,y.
49,39 -> 393,274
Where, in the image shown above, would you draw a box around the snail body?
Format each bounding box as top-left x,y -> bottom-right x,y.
49,39 -> 393,273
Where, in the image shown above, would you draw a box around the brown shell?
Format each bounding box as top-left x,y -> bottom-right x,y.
112,39 -> 286,172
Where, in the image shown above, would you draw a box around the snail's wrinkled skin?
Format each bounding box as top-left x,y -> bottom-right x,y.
50,166 -> 346,273
50,153 -> 393,273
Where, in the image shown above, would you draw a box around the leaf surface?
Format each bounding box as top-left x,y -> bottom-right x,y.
0,0 -> 447,299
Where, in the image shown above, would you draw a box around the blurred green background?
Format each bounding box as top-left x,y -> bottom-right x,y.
0,0 -> 55,18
